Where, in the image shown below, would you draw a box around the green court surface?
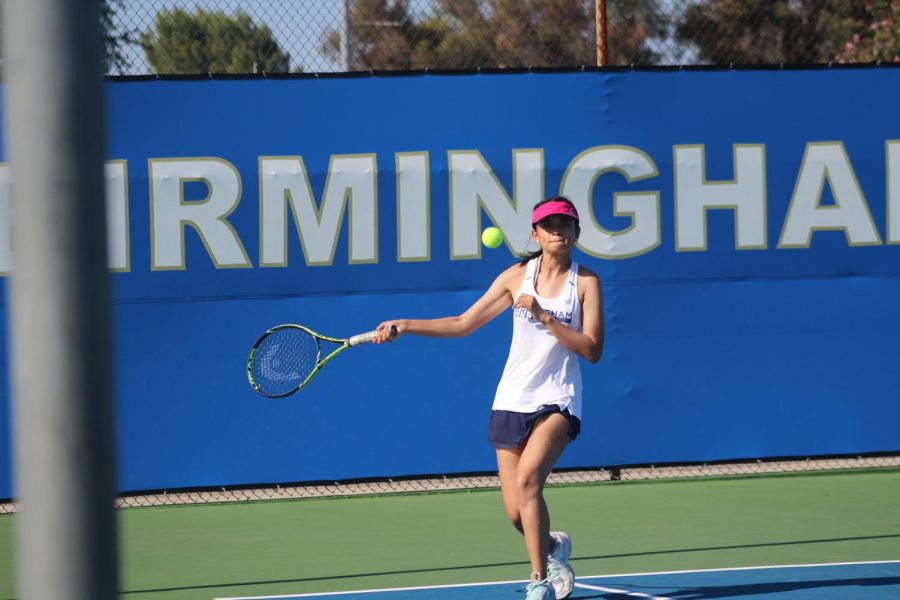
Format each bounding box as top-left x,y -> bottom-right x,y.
1,469 -> 899,600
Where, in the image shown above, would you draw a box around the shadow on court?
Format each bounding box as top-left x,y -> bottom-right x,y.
573,576 -> 900,599
572,532 -> 900,563
117,533 -> 900,595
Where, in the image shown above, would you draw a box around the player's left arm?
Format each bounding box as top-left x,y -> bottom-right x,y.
523,267 -> 604,363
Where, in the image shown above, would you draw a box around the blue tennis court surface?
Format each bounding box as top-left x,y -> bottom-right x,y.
217,560 -> 900,599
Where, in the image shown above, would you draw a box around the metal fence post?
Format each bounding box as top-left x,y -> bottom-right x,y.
340,0 -> 352,71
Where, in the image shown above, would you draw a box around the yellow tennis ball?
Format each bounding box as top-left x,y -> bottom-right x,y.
481,226 -> 503,249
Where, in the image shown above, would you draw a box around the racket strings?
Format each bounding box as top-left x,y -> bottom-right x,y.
251,328 -> 320,396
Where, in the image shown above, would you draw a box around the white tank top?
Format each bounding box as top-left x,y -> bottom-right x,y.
492,257 -> 583,418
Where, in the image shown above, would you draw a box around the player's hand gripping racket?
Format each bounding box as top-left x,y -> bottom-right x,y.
247,324 -> 396,398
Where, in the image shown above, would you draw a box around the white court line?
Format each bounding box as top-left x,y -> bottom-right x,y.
574,582 -> 671,599
214,559 -> 900,600
214,577 -> 528,600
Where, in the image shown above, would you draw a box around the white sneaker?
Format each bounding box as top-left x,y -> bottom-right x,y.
525,571 -> 556,600
547,531 -> 574,599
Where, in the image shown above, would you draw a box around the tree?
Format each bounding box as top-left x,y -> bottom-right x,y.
834,1 -> 900,63
603,0 -> 670,65
435,0 -> 599,68
140,8 -> 292,75
322,0 -> 666,70
675,0 -> 876,64
101,0 -> 132,74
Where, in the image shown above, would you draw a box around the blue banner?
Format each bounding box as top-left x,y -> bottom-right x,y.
1,67 -> 899,496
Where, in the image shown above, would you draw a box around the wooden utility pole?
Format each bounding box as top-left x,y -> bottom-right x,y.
596,0 -> 609,66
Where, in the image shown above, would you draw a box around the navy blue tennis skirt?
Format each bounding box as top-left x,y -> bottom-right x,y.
488,404 -> 581,449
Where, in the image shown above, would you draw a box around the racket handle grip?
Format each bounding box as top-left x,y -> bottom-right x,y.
348,325 -> 397,347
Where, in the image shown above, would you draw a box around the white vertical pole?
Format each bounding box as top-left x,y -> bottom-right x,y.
2,0 -> 119,598
339,0 -> 352,71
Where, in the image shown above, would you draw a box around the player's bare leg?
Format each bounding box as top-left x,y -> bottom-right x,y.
497,447 -> 525,535
516,413 -> 570,577
496,413 -> 570,578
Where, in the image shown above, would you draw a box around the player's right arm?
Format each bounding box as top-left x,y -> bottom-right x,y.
374,263 -> 524,342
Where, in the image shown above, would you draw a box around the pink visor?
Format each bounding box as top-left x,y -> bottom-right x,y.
532,201 -> 579,225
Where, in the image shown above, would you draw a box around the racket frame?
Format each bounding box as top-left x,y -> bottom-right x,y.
247,324 -> 387,398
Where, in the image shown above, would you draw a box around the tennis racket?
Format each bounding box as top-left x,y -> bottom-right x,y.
247,324 -> 396,398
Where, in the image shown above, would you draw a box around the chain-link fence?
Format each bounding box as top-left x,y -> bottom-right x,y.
104,0 -> 900,75
2,454 -> 898,513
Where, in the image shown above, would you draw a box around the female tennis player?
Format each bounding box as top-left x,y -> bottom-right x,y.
374,196 -> 603,600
